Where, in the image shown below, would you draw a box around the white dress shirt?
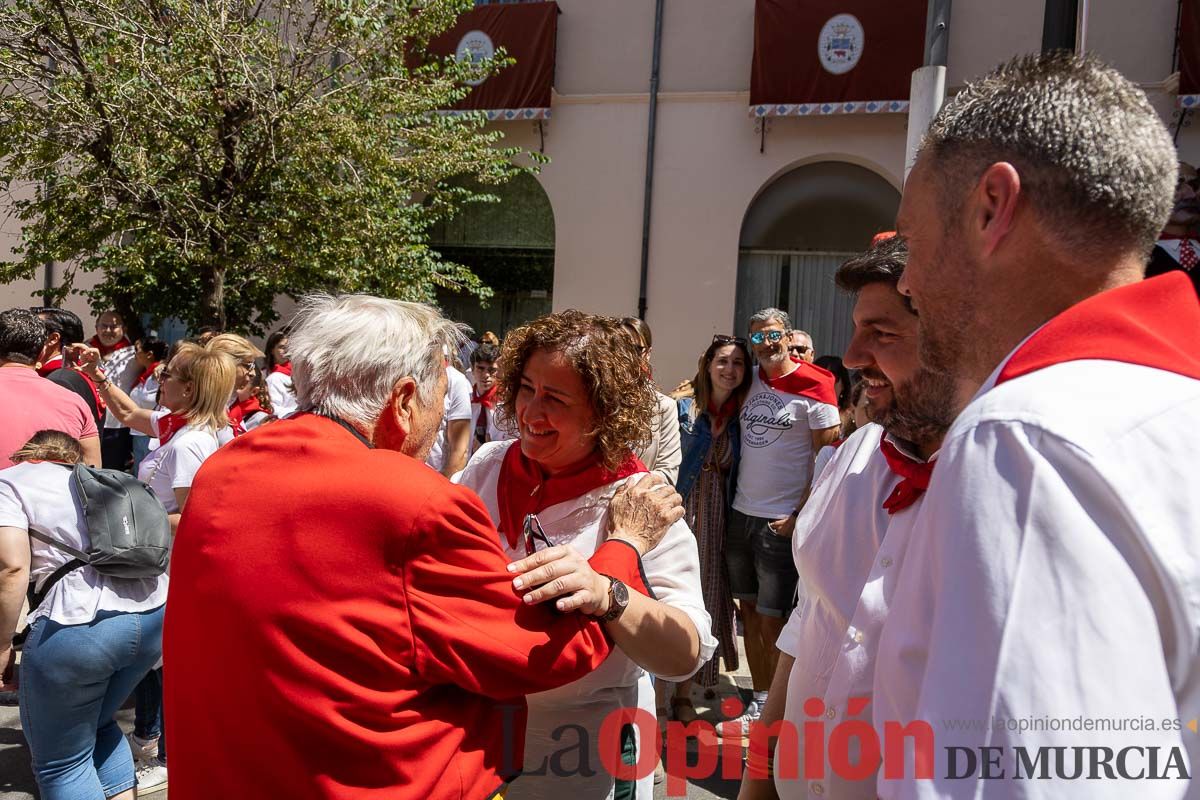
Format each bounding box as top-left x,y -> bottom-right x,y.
455,440 -> 716,800
776,423 -> 935,800
873,357 -> 1200,799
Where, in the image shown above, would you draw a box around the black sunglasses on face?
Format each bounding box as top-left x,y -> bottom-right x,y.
788,345 -> 812,355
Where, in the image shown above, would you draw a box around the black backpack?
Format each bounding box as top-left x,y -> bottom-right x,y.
29,463 -> 171,609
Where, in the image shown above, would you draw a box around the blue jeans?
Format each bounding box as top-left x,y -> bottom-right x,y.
131,436 -> 152,475
133,667 -> 166,762
18,606 -> 165,800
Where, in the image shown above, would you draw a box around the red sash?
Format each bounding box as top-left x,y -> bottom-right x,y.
496,445 -> 647,551
758,362 -> 838,406
228,396 -> 265,437
36,355 -> 63,377
880,439 -> 935,514
996,272 -> 1200,386
156,413 -> 190,445
135,361 -> 160,387
471,385 -> 499,409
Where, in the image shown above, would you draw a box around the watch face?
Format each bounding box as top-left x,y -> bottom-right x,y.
612,579 -> 629,607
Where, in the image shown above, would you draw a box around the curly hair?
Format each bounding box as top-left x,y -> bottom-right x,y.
496,310 -> 656,471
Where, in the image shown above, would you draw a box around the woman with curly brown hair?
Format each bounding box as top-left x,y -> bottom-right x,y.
456,309 -> 715,800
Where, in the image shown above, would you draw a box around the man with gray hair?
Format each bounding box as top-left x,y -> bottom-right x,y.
724,306 -> 840,736
875,52 -> 1200,797
163,294 -> 686,800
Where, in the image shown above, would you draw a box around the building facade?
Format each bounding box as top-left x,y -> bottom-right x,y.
2,0 -> 1194,386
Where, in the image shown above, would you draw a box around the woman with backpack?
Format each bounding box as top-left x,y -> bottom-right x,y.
0,430 -> 169,800
71,338 -> 237,793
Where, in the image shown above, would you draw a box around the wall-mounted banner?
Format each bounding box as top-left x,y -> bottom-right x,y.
427,1 -> 558,120
750,0 -> 924,117
1178,0 -> 1200,109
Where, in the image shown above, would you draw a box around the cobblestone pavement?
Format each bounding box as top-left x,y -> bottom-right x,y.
1,640 -> 753,799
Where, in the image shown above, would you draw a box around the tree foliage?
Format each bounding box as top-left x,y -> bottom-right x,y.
0,0 -> 538,333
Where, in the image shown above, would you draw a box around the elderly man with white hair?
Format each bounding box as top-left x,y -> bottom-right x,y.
163,294 -> 686,800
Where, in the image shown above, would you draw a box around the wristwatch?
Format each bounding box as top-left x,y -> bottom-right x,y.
598,575 -> 630,623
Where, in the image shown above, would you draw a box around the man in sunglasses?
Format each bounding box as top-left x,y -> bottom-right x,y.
739,235 -> 960,799
787,330 -> 815,363
723,307 -> 840,736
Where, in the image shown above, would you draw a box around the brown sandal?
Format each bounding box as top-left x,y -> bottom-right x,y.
671,696 -> 699,725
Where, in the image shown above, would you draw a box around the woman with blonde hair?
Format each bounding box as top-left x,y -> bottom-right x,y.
0,430 -> 168,800
71,340 -> 236,793
204,333 -> 267,437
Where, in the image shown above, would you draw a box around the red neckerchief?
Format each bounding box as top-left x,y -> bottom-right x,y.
156,413 -> 190,446
472,384 -> 499,409
81,371 -> 107,419
271,362 -> 292,377
996,272 -> 1200,386
89,335 -> 131,359
496,445 -> 647,551
36,354 -> 63,377
707,397 -> 736,421
228,395 -> 265,437
758,361 -> 838,406
135,361 -> 160,387
880,438 -> 935,514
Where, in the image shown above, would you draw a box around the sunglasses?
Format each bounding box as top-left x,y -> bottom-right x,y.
749,330 -> 786,346
711,334 -> 747,347
523,513 -> 551,557
788,345 -> 812,355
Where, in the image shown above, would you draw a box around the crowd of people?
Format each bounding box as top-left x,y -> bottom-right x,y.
0,50 -> 1198,800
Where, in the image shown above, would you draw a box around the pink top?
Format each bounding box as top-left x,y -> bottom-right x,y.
0,366 -> 98,469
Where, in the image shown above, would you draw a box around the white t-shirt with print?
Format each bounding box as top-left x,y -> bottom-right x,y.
426,366 -> 473,472
0,461 -> 168,626
733,370 -> 841,519
137,410 -> 222,513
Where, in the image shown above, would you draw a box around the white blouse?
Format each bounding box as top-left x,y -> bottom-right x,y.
455,440 -> 716,800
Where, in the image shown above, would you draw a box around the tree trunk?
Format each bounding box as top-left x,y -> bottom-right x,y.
198,262 -> 227,331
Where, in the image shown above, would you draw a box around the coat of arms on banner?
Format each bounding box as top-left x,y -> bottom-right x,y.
818,14 -> 864,75
455,30 -> 495,86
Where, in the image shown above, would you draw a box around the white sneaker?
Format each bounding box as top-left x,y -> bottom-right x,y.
128,732 -> 159,765
715,699 -> 762,740
136,759 -> 168,794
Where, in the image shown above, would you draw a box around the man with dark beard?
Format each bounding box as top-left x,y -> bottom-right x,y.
738,234 -> 960,800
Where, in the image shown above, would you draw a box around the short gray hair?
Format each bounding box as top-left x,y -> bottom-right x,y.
748,307 -> 790,331
287,294 -> 465,428
922,51 -> 1176,258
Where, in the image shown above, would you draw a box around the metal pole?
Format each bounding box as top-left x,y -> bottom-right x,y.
1075,0 -> 1089,54
905,0 -> 952,182
636,0 -> 664,320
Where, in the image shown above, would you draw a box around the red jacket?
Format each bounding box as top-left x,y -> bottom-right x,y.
164,413 -> 649,800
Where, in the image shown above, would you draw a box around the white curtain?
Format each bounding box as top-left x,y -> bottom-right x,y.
735,250 -> 858,361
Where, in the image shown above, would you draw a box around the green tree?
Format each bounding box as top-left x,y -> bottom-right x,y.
0,0 -> 535,333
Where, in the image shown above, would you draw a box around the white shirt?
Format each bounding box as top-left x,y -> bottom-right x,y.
734,370 -> 841,518
776,424 -> 934,800
455,440 -> 716,800
128,372 -> 161,439
266,369 -> 298,418
873,357 -> 1200,799
468,400 -> 516,454
0,461 -> 168,626
101,344 -> 140,429
426,366 -> 473,472
137,410 -> 222,513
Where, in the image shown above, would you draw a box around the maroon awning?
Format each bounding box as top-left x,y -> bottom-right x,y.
427,1 -> 558,120
1179,0 -> 1200,105
750,0 -> 925,116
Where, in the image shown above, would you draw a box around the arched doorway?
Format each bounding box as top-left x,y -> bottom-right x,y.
429,171 -> 555,338
736,161 -> 900,359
